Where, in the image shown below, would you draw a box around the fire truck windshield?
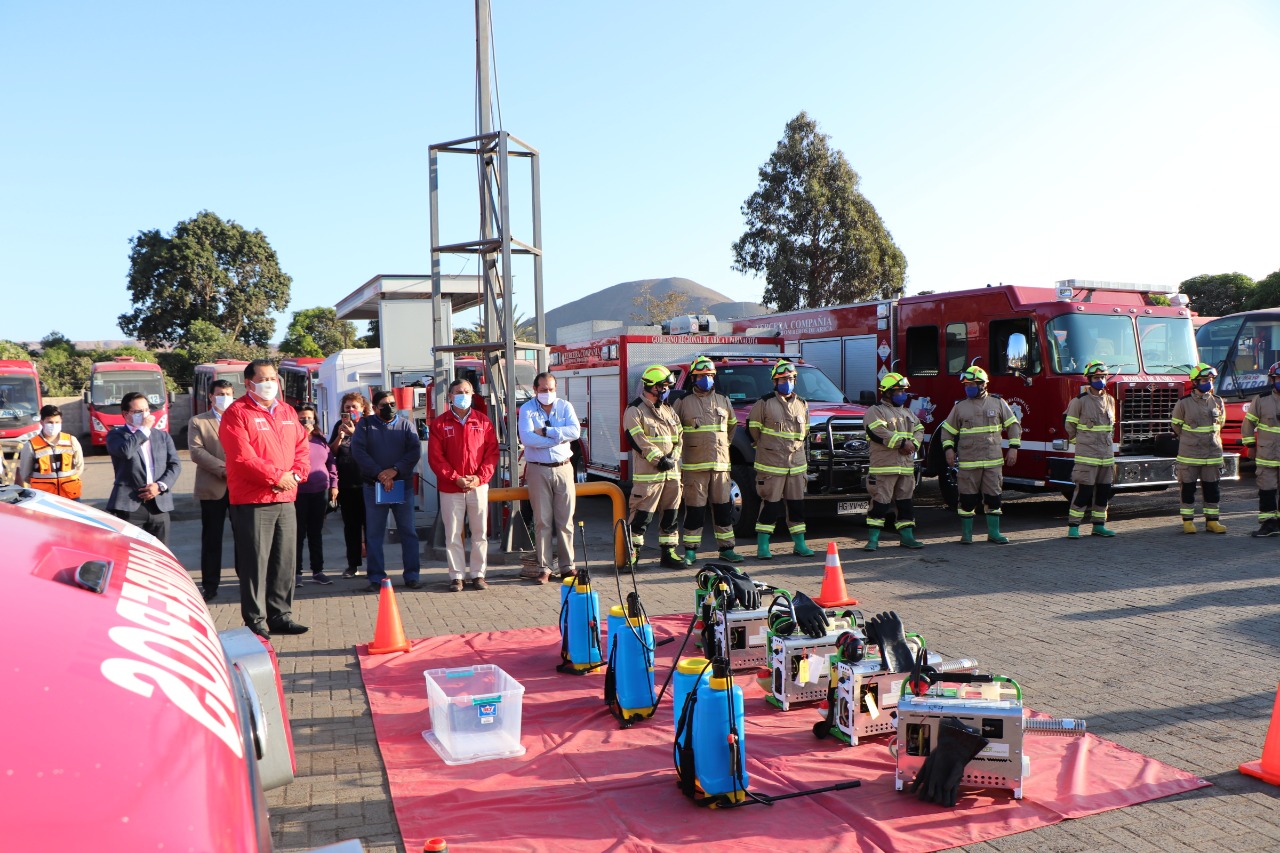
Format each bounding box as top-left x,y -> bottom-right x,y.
715,364 -> 847,404
0,375 -> 38,426
91,370 -> 166,414
1045,314 -> 1140,375
1136,316 -> 1198,376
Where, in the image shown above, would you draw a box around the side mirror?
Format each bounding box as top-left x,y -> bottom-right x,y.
40,381 -> 49,396
82,390 -> 90,404
1006,333 -> 1034,386
168,391 -> 176,405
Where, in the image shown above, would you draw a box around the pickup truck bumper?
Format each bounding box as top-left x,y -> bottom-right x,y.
1044,454 -> 1241,489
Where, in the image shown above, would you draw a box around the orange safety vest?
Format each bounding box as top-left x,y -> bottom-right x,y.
28,432 -> 82,500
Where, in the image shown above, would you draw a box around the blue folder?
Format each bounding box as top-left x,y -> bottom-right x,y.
375,480 -> 405,505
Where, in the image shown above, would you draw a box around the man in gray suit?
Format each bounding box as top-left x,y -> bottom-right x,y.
189,379 -> 235,601
106,391 -> 181,545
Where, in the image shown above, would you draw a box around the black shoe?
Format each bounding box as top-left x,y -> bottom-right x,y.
404,579 -> 422,590
659,548 -> 685,569
247,622 -> 271,640
342,568 -> 358,579
202,589 -> 217,603
1251,520 -> 1280,538
268,618 -> 310,635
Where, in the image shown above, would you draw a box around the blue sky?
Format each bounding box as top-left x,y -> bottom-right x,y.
2,0 -> 1277,343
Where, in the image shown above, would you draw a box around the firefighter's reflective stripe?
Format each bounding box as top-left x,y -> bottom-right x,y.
1172,422 -> 1217,433
957,458 -> 1004,469
755,426 -> 806,441
1073,455 -> 1115,466
755,461 -> 806,475
1176,455 -> 1225,465
869,464 -> 914,475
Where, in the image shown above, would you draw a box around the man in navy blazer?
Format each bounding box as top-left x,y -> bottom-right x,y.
106,391 -> 181,544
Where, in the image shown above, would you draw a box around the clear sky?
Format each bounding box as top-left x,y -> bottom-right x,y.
2,0 -> 1277,343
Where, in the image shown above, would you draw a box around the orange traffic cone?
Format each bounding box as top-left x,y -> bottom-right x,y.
813,542 -> 858,607
1241,684 -> 1280,785
368,578 -> 412,655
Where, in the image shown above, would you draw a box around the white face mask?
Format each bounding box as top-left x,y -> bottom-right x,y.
41,422 -> 59,438
453,393 -> 473,410
213,395 -> 233,412
128,412 -> 146,427
536,391 -> 556,406
252,379 -> 279,401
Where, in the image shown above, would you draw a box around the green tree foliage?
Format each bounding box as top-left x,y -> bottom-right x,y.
0,340 -> 31,360
732,112 -> 906,311
119,210 -> 292,348
362,319 -> 380,348
279,307 -> 361,357
1178,272 -> 1255,317
1244,269 -> 1280,311
156,320 -> 271,390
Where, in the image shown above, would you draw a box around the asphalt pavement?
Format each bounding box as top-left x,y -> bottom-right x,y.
78,452 -> 1280,852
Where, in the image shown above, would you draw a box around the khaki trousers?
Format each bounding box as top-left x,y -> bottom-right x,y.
441,486 -> 488,580
527,462 -> 576,571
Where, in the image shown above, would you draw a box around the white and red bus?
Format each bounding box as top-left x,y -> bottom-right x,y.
279,357 -> 323,410
1194,309 -> 1280,461
192,359 -> 249,415
85,357 -> 170,448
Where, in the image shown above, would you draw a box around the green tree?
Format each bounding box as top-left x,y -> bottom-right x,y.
279,306 -> 361,357
362,319 -> 380,348
1244,269 -> 1280,311
35,347 -> 92,396
40,331 -> 74,353
1178,272 -> 1255,317
119,210 -> 292,348
630,282 -> 691,324
156,319 -> 271,390
732,112 -> 906,311
0,340 -> 32,360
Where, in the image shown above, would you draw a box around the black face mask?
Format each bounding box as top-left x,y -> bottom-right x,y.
379,403 -> 395,419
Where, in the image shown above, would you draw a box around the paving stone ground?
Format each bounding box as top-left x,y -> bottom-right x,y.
80,452 -> 1280,851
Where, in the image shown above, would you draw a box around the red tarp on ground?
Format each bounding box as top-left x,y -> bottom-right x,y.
357,616 -> 1208,852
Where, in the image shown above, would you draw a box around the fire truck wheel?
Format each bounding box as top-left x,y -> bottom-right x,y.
730,463 -> 759,538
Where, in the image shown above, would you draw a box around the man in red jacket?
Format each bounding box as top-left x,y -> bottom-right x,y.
219,359 -> 311,639
428,379 -> 499,592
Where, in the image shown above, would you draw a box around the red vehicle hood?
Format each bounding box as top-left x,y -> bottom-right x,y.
0,494 -> 260,852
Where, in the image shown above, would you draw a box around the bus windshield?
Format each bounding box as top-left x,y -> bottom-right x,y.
1137,316 -> 1198,376
714,364 -> 847,404
0,374 -> 38,428
1044,314 -> 1140,375
91,369 -> 166,414
1205,313 -> 1280,399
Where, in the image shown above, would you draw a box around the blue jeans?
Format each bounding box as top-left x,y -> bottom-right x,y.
363,485 -> 420,583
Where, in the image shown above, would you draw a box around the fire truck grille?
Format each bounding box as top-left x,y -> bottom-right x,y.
1118,386 -> 1180,449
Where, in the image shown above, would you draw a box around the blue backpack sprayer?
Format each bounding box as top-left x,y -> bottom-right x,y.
557,523 -> 603,675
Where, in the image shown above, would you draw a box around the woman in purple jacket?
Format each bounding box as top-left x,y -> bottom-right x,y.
296,404 -> 339,585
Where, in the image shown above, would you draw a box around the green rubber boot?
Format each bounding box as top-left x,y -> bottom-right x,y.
986,514 -> 1009,544
756,533 -> 773,560
863,527 -> 881,552
898,526 -> 925,549
684,548 -> 698,566
1067,525 -> 1080,539
960,516 -> 974,544
791,532 -> 815,557
717,547 -> 744,563
1091,523 -> 1116,537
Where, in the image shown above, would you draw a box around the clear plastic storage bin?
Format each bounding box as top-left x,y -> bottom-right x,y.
422,664 -> 527,765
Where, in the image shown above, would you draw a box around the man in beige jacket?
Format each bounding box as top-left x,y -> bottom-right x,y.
190,379 -> 235,601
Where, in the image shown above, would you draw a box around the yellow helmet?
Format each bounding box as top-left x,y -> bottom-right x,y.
641,364 -> 674,387
771,359 -> 797,379
1084,360 -> 1108,377
879,372 -> 909,394
1190,363 -> 1218,383
960,365 -> 988,384
690,356 -> 716,375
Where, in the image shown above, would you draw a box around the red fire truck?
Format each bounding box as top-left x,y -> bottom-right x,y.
85,356 -> 171,448
0,359 -> 43,484
549,322 -> 874,534
731,280 -> 1238,505
1195,308 -> 1280,461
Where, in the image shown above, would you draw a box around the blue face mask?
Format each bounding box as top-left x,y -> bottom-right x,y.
1274,381 -> 1280,392
891,392 -> 908,406
964,385 -> 981,399
659,388 -> 671,402
1090,378 -> 1106,390
1196,381 -> 1212,394
694,375 -> 714,392
776,380 -> 795,396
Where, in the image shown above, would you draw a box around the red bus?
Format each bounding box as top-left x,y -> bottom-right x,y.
192,360 -> 249,415
85,357 -> 170,448
279,357 -> 323,410
1195,309 -> 1280,460
0,359 -> 43,484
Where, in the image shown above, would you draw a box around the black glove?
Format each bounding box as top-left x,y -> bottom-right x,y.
721,567 -> 761,610
909,717 -> 989,806
791,592 -> 829,638
866,610 -> 914,673
655,455 -> 676,472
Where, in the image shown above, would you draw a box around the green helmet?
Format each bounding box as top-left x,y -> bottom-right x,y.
1190,363 -> 1218,383
960,365 -> 989,384
1084,360 -> 1108,377
771,359 -> 797,379
879,372 -> 909,393
641,364 -> 674,387
689,355 -> 716,375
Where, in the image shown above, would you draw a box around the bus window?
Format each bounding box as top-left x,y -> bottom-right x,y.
1221,317 -> 1280,397
1195,315 -> 1244,374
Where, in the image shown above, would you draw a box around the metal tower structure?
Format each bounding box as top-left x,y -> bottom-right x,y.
429,0 -> 545,545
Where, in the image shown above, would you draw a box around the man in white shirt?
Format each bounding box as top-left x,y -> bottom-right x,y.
517,373 -> 582,583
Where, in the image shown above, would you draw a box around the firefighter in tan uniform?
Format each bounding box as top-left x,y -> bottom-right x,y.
1171,363 -> 1227,534
862,373 -> 924,551
673,356 -> 742,565
1243,361 -> 1280,538
17,404 -> 84,499
1063,360 -> 1117,538
748,360 -> 814,559
940,366 -> 1021,544
624,364 -> 685,569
